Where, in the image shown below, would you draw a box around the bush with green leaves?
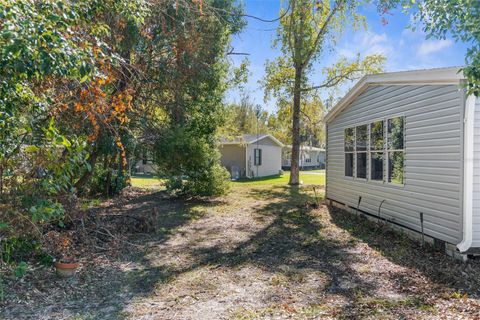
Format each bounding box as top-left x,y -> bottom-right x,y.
85,164 -> 130,196
154,127 -> 230,197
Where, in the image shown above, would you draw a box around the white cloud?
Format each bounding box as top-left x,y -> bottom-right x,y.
337,31 -> 392,59
363,32 -> 388,47
417,39 -> 453,56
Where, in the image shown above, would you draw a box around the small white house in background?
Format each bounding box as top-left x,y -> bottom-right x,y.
282,145 -> 326,170
325,67 -> 480,257
219,134 -> 284,179
134,152 -> 156,175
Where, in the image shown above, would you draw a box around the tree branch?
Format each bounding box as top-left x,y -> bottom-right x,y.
300,68 -> 365,92
227,48 -> 250,56
301,0 -> 346,68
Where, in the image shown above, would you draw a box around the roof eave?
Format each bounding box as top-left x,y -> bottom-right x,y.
325,67 -> 465,123
250,134 -> 285,147
221,134 -> 284,147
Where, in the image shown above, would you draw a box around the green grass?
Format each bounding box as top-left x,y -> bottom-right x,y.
131,176 -> 165,189
234,170 -> 324,186
300,169 -> 325,174
130,170 -> 326,189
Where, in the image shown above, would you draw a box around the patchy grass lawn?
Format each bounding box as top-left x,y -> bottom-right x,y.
231,170 -> 325,187
3,177 -> 480,319
130,170 -> 325,189
130,175 -> 165,189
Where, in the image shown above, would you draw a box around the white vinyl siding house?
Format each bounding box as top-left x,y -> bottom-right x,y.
325,67 -> 480,254
282,146 -> 326,169
220,134 -> 283,179
471,97 -> 480,248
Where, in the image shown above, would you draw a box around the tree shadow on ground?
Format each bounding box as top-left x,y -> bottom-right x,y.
99,185 -> 381,318
72,185 -> 381,318
1,189 -> 226,320
5,186 -> 480,319
84,185 -> 470,318
189,186 -> 378,297
328,205 -> 480,298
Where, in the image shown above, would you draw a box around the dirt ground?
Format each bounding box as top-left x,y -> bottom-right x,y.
2,183 -> 480,319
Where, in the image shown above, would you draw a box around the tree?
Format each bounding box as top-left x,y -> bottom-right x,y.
264,0 -> 385,185
143,0 -> 245,196
0,0 -> 244,241
221,94 -> 270,137
378,0 -> 480,96
265,94 -> 326,147
0,0 -> 131,240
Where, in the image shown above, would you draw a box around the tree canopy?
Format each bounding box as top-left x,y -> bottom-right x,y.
263,0 -> 385,185
378,0 -> 480,96
0,0 -> 244,239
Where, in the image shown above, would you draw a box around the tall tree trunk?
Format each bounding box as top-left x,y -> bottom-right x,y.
289,65 -> 302,185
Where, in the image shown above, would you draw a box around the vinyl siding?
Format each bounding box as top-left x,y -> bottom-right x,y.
300,150 -> 325,168
471,97 -> 480,247
246,143 -> 282,177
282,149 -> 326,168
219,145 -> 246,178
255,136 -> 279,147
326,84 -> 464,244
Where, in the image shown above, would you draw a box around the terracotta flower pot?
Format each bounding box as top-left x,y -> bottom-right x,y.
54,261 -> 79,278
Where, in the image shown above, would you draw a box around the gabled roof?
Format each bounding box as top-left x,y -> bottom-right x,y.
220,133 -> 284,147
325,67 -> 465,123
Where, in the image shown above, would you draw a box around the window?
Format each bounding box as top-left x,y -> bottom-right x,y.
370,121 -> 384,181
344,117 -> 405,184
356,125 -> 367,179
254,148 -> 262,166
344,127 -> 354,177
387,116 -> 405,184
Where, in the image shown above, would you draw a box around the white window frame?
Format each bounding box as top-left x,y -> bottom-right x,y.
355,124 -> 368,181
344,116 -> 406,186
386,115 -> 406,187
368,119 -> 385,184
254,148 -> 262,166
344,127 -> 355,178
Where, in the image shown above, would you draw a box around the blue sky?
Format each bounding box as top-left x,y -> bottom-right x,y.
226,1 -> 469,113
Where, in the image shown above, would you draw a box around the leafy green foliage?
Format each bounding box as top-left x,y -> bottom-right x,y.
220,94 -> 270,138
85,163 -> 129,196
144,0 -> 243,196
29,201 -> 65,225
264,0 -> 385,184
14,261 -> 28,278
1,236 -> 44,264
378,0 -> 480,96
0,1 -> 244,279
154,127 -> 230,197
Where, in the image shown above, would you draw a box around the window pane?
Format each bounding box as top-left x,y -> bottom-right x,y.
370,152 -> 383,181
370,121 -> 384,151
344,128 -> 354,151
345,153 -> 353,177
356,125 -> 368,151
356,152 -> 367,178
388,151 -> 404,184
388,117 -> 404,150
254,149 -> 262,165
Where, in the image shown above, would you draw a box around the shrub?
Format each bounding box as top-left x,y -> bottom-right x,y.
85,164 -> 129,196
176,163 -> 230,197
0,236 -> 47,265
154,127 -> 230,197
